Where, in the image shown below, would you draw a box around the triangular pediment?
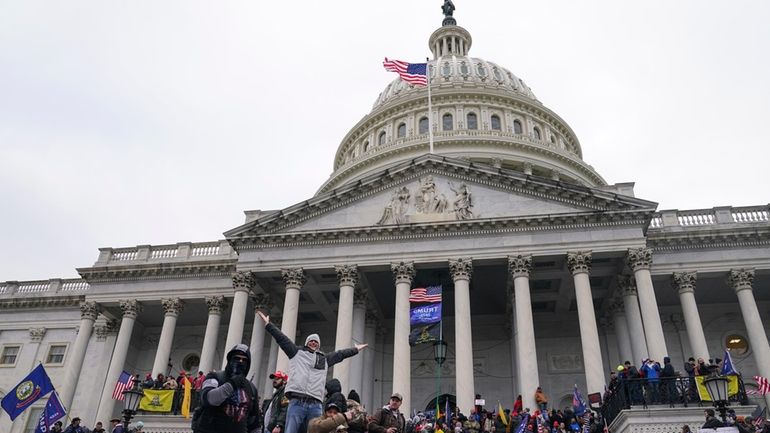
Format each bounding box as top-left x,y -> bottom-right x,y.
224,156 -> 657,247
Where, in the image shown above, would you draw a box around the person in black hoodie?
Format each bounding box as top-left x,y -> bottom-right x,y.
661,357 -> 678,404
702,409 -> 725,429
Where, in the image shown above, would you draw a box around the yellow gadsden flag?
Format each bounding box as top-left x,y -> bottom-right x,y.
498,401 -> 508,426
139,389 -> 174,412
694,375 -> 740,401
181,377 -> 192,418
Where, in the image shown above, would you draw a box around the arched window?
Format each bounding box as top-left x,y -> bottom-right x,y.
419,117 -> 429,134
363,141 -> 370,152
442,113 -> 453,131
490,115 -> 501,130
533,127 -> 541,140
379,131 -> 386,145
397,123 -> 406,138
513,119 -> 523,134
466,113 -> 478,130
550,134 -> 557,144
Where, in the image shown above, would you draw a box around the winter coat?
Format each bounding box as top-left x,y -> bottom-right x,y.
369,406 -> 407,433
265,384 -> 289,431
309,413 -> 349,433
266,323 -> 358,402
464,419 -> 481,433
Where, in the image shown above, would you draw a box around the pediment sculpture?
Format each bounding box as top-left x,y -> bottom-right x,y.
377,176 -> 474,225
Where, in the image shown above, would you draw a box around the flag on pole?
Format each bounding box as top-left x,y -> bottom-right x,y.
112,371 -> 132,401
514,414 -> 530,433
410,286 -> 442,303
572,385 -> 587,417
752,408 -> 766,429
721,349 -> 739,375
34,391 -> 66,433
445,398 -> 451,426
497,402 -> 508,426
181,376 -> 192,418
1,364 -> 55,420
383,58 -> 428,86
750,376 -> 770,395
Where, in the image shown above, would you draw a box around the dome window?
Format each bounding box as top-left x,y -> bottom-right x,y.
476,63 -> 487,77
442,62 -> 451,78
442,113 -> 453,131
363,141 -> 370,152
460,62 -> 469,76
550,134 -> 557,144
513,119 -> 523,134
419,117 -> 429,134
466,113 -> 478,130
493,67 -> 503,82
397,123 -> 406,138
490,115 -> 501,131
533,127 -> 542,140
379,131 -> 387,145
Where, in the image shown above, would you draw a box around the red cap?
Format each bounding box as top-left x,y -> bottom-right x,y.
269,370 -> 288,380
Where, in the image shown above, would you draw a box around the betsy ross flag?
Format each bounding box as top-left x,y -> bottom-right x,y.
383,58 -> 428,86
410,285 -> 442,303
112,371 -> 132,401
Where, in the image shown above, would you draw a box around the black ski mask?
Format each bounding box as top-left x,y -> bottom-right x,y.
225,344 -> 251,377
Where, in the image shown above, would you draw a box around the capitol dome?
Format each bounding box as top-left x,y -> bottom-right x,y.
318,18 -> 606,194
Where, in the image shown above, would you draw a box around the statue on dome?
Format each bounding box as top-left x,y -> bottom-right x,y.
442,0 -> 455,17
450,181 -> 473,220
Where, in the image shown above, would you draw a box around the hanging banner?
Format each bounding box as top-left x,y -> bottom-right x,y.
409,322 -> 441,346
139,389 -> 174,412
410,303 -> 442,325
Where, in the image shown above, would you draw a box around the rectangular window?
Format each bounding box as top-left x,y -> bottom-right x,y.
45,345 -> 67,365
1,345 -> 20,365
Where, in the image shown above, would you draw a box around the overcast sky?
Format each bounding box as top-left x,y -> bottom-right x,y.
1,1 -> 768,281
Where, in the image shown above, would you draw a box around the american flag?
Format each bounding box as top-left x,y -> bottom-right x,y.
112,371 -> 132,401
383,58 -> 428,86
410,285 -> 442,303
748,375 -> 770,395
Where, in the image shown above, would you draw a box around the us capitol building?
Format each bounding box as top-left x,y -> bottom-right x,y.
1,8 -> 769,433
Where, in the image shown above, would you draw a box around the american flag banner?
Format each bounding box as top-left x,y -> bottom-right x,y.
383,58 -> 428,86
112,371 -> 132,401
409,285 -> 442,303
748,375 -> 770,395
753,408 -> 766,428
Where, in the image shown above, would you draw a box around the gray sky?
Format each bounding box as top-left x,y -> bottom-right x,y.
1,1 -> 769,281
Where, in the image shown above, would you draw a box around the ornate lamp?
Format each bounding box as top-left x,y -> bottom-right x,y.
434,340 -> 447,365
122,388 -> 144,429
703,375 -> 730,422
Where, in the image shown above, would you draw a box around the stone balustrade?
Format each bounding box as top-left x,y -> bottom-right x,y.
96,240 -> 235,265
649,205 -> 769,229
0,278 -> 91,297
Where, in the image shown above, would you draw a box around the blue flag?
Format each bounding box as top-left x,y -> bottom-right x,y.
721,349 -> 739,375
410,303 -> 442,325
35,391 -> 66,433
572,385 -> 587,417
514,413 -> 530,433
1,364 -> 54,420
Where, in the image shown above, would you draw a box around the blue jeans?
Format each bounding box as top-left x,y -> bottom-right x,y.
285,398 -> 323,433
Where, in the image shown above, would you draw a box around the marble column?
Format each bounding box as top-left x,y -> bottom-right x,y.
619,276 -> 648,364
333,265 -> 358,393
199,295 -> 227,374
277,269 -> 306,372
728,269 -> 770,408
61,301 -> 99,410
152,298 -> 184,377
362,311 -> 378,411
349,288 -> 368,396
567,251 -> 605,395
608,298 -> 633,365
96,300 -> 141,425
626,248 -> 668,361
223,272 -> 254,368
391,261 -> 415,413
672,272 -> 710,361
262,315 -> 282,394
450,257 -> 475,415
508,254 -> 539,411
249,293 -> 271,383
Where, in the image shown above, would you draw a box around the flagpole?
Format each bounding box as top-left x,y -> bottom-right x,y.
426,57 -> 434,154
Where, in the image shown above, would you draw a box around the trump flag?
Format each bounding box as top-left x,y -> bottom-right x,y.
1,364 -> 54,420
34,391 -> 66,433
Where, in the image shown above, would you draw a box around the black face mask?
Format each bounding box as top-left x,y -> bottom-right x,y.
227,356 -> 248,376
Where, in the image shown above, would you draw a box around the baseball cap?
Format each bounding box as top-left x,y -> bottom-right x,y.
391,393 -> 403,401
270,370 -> 288,380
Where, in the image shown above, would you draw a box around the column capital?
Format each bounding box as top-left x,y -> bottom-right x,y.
391,261 -> 416,285
618,275 -> 637,296
727,268 -> 755,293
281,268 -> 307,290
567,251 -> 592,275
608,297 -> 625,315
507,254 -> 532,278
272,313 -> 283,328
354,288 -> 369,308
335,264 -> 359,287
251,293 -> 272,312
626,247 -> 653,271
119,299 -> 142,319
29,327 -> 46,342
205,295 -> 228,315
95,320 -> 119,341
232,271 -> 256,293
365,310 -> 379,327
161,298 -> 184,316
448,258 -> 473,282
672,272 -> 697,294
80,301 -> 100,321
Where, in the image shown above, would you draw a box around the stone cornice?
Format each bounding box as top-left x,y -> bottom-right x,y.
646,226 -> 770,252
0,296 -> 84,310
78,260 -> 237,283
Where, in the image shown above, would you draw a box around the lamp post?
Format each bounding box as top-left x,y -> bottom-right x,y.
703,375 -> 730,423
122,388 -> 144,430
434,340 -> 447,424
